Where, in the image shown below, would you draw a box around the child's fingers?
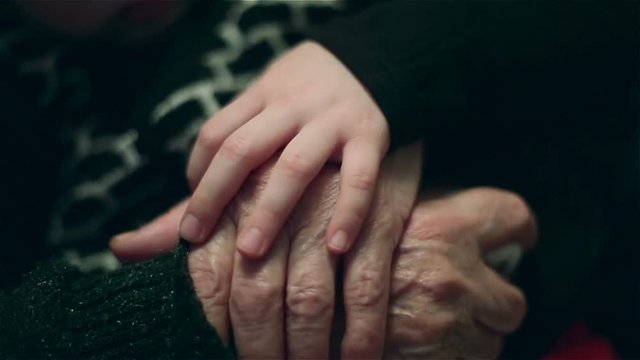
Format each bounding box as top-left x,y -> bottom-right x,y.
236,125 -> 338,258
326,140 -> 383,254
180,108 -> 298,243
187,86 -> 265,190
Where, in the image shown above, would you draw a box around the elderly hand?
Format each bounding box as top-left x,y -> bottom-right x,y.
112,143 -> 422,359
112,162 -> 536,359
121,187 -> 535,359
382,188 -> 536,359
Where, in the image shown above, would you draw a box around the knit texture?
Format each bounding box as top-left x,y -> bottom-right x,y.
0,244 -> 232,359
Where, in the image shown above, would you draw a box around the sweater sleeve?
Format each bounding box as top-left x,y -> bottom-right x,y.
308,1 -> 638,148
0,244 -> 233,359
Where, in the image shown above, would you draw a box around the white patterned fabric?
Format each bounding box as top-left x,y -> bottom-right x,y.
0,1 -> 346,265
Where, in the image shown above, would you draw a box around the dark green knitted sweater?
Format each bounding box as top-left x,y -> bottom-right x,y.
0,244 -> 233,359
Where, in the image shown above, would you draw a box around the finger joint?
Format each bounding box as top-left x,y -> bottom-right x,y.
230,278 -> 283,329
347,170 -> 376,192
286,283 -> 334,325
220,132 -> 252,162
344,267 -> 386,311
281,152 -> 315,181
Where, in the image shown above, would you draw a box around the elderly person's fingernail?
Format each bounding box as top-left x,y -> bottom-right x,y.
328,230 -> 348,252
110,231 -> 136,248
237,228 -> 264,257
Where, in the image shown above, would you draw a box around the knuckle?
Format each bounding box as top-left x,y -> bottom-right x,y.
275,92 -> 297,107
280,152 -> 315,180
402,253 -> 469,302
344,267 -> 385,310
328,105 -> 351,124
188,253 -> 232,307
196,125 -> 221,153
343,326 -> 382,356
286,282 -> 334,323
424,273 -> 467,302
405,214 -> 453,242
274,86 -> 313,109
230,279 -> 283,326
220,132 -> 252,161
347,169 -> 376,191
347,110 -> 387,138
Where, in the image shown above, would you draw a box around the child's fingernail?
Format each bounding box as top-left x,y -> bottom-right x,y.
180,213 -> 202,242
329,230 -> 348,252
238,228 -> 264,256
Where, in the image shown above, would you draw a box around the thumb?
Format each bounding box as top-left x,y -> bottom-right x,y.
110,198 -> 188,262
450,187 -> 538,252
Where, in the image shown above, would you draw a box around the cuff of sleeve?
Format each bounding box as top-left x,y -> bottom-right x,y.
1,244 -> 232,359
307,20 -> 419,150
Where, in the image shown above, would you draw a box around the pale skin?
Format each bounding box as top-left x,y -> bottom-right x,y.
24,0 -> 393,261
112,149 -> 536,359
181,41 -> 392,258
21,0 -> 395,258
22,0 -> 392,260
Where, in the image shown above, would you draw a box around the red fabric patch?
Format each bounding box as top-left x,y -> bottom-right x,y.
543,323 -> 618,360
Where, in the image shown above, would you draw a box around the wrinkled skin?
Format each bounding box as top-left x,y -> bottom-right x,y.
118,144 -> 422,359
112,145 -> 536,359
383,188 -> 536,359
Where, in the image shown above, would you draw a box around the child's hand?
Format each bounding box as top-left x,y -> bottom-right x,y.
181,41 -> 390,258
